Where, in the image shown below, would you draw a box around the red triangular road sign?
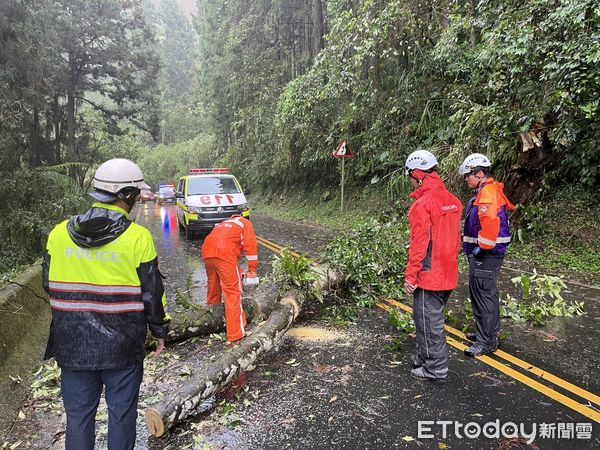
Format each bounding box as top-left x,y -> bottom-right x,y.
333,140 -> 355,159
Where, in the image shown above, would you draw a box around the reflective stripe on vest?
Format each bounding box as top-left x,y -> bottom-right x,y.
46,217 -> 158,315
463,236 -> 511,244
226,217 -> 244,228
50,298 -> 144,313
49,281 -> 141,295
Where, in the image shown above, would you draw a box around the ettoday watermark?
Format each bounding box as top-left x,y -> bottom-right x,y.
417,420 -> 593,443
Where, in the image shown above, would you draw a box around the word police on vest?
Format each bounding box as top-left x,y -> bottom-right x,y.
65,247 -> 121,262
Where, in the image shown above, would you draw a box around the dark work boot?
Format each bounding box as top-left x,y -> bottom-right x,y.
464,342 -> 497,357
410,355 -> 422,369
410,367 -> 448,383
466,333 -> 501,348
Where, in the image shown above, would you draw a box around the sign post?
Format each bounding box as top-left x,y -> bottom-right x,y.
332,140 -> 355,213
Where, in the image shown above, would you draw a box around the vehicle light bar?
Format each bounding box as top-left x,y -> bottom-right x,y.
189,168 -> 230,174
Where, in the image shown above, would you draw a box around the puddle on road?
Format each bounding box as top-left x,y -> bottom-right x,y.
189,260 -> 207,304
286,326 -> 345,342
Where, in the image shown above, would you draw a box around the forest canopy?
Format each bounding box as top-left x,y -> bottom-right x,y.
1,0 -> 599,272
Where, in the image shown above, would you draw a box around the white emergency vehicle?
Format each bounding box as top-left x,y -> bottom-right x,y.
176,168 -> 250,238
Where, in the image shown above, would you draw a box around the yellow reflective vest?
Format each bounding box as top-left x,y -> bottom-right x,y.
43,203 -> 169,370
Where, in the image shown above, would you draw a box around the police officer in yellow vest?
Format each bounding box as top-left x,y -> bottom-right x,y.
42,158 -> 170,450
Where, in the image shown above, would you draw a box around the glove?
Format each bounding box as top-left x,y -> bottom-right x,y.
471,246 -> 482,257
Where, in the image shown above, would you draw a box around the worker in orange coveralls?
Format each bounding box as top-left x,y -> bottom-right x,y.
202,215 -> 259,343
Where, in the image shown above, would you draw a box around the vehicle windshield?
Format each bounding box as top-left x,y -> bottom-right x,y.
158,186 -> 175,194
188,176 -> 240,195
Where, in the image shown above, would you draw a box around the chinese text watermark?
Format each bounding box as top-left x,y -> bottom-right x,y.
417,420 -> 593,443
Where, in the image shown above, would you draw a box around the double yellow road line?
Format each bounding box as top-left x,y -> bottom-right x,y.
379,298 -> 600,422
257,235 -> 600,423
256,236 -> 304,260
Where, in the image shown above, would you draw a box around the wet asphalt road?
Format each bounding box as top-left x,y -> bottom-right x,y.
142,205 -> 600,449
4,203 -> 599,449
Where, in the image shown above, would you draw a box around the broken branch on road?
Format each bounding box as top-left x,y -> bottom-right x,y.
145,265 -> 344,437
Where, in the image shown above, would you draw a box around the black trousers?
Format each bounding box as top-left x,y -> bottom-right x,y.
413,288 -> 452,377
468,253 -> 504,348
61,364 -> 143,450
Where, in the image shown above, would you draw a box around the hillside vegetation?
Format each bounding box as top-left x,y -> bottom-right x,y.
1,0 -> 599,275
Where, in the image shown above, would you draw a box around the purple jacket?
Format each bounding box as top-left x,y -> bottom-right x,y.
463,180 -> 514,256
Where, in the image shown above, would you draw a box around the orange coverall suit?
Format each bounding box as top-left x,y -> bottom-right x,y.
201,216 -> 258,342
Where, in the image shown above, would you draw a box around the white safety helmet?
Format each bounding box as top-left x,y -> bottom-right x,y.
91,158 -> 145,202
459,153 -> 492,175
405,150 -> 438,174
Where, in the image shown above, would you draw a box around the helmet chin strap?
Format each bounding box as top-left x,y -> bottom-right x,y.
124,196 -> 137,210
471,171 -> 485,189
117,189 -> 139,211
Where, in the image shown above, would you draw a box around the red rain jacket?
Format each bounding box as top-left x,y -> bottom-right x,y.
405,173 -> 462,291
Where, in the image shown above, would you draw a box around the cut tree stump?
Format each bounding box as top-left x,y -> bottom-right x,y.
145,265 -> 343,437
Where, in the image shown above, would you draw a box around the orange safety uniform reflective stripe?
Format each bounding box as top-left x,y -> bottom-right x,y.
474,179 -> 516,250
202,215 -> 258,342
201,216 -> 259,272
204,257 -> 247,342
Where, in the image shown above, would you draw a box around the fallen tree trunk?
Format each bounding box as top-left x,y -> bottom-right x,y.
145,265 -> 343,437
166,283 -> 280,343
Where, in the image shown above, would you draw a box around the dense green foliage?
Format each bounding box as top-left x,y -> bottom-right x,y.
0,0 -> 205,274
323,217 -> 409,307
501,270 -> 586,325
137,133 -> 219,186
511,186 -> 600,276
0,170 -> 88,273
2,0 -> 600,274
271,250 -> 324,302
190,0 -> 600,198
0,0 -> 161,273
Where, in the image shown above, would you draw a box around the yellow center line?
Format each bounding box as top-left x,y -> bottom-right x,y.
256,235 -> 600,423
257,236 -> 305,259
377,302 -> 392,312
382,297 -> 600,408
256,237 -> 285,254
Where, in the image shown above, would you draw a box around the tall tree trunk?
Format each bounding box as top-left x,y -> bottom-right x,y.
469,0 -> 479,46
66,91 -> 76,161
311,0 -> 324,58
45,108 -> 54,165
67,53 -> 79,163
53,95 -> 61,164
440,0 -> 450,29
289,129 -> 303,175
30,107 -> 41,167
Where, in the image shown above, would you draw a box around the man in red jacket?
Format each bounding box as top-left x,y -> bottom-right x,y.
404,150 -> 462,382
202,215 -> 259,343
